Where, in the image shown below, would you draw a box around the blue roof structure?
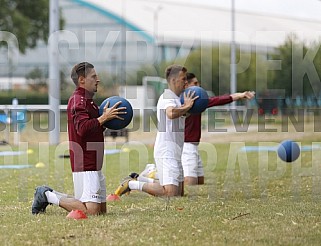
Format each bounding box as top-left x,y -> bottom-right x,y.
72,0 -> 154,43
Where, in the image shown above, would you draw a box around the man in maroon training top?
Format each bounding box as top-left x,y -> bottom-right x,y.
182,73 -> 255,185
32,62 -> 126,215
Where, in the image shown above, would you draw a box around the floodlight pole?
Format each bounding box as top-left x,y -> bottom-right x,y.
49,0 -> 60,145
145,5 -> 162,73
153,6 -> 162,44
120,0 -> 127,86
154,5 -> 162,66
230,0 -> 237,107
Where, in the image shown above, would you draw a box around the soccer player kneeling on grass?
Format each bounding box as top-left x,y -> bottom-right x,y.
114,65 -> 197,197
182,73 -> 255,185
31,62 -> 126,215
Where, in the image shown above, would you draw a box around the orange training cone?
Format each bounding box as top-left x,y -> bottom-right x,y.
106,194 -> 121,202
66,210 -> 88,220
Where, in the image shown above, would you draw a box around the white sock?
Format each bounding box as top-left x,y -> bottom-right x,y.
129,181 -> 146,191
45,191 -> 60,206
138,176 -> 154,183
52,190 -> 69,199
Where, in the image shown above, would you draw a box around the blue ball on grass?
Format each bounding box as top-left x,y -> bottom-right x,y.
99,96 -> 133,130
277,140 -> 300,162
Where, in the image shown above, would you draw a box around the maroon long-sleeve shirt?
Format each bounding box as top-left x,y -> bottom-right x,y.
67,87 -> 105,172
184,95 -> 233,143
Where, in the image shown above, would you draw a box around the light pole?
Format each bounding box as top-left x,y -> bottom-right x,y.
154,5 -> 163,43
145,5 -> 163,66
230,0 -> 237,106
120,0 -> 126,86
49,0 -> 60,145
145,5 -> 163,42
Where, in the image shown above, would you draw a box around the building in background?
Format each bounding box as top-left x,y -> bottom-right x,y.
1,0 -> 321,84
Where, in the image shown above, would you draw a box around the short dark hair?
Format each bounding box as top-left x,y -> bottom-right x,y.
186,72 -> 196,83
165,64 -> 187,82
71,62 -> 94,85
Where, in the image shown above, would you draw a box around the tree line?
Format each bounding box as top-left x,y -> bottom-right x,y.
132,35 -> 321,103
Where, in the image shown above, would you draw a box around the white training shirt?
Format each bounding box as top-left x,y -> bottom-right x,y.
154,89 -> 186,160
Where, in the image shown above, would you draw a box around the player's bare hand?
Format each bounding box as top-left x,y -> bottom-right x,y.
183,90 -> 199,110
102,101 -> 127,122
231,91 -> 255,101
243,91 -> 255,99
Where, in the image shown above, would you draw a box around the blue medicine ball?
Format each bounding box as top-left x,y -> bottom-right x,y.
277,140 -> 300,162
99,96 -> 133,130
180,86 -> 209,114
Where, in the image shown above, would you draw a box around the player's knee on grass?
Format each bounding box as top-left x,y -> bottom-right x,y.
184,176 -> 198,185
185,176 -> 205,185
85,202 -> 103,215
163,184 -> 181,197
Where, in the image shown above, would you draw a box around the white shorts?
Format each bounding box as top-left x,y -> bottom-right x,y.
181,142 -> 204,178
72,170 -> 106,203
154,158 -> 184,186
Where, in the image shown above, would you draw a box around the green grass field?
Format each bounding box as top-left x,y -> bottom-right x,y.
1,137 -> 321,245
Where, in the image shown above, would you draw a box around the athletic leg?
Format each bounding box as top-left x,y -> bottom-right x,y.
73,171 -> 106,215
116,158 -> 184,197
182,143 -> 199,185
